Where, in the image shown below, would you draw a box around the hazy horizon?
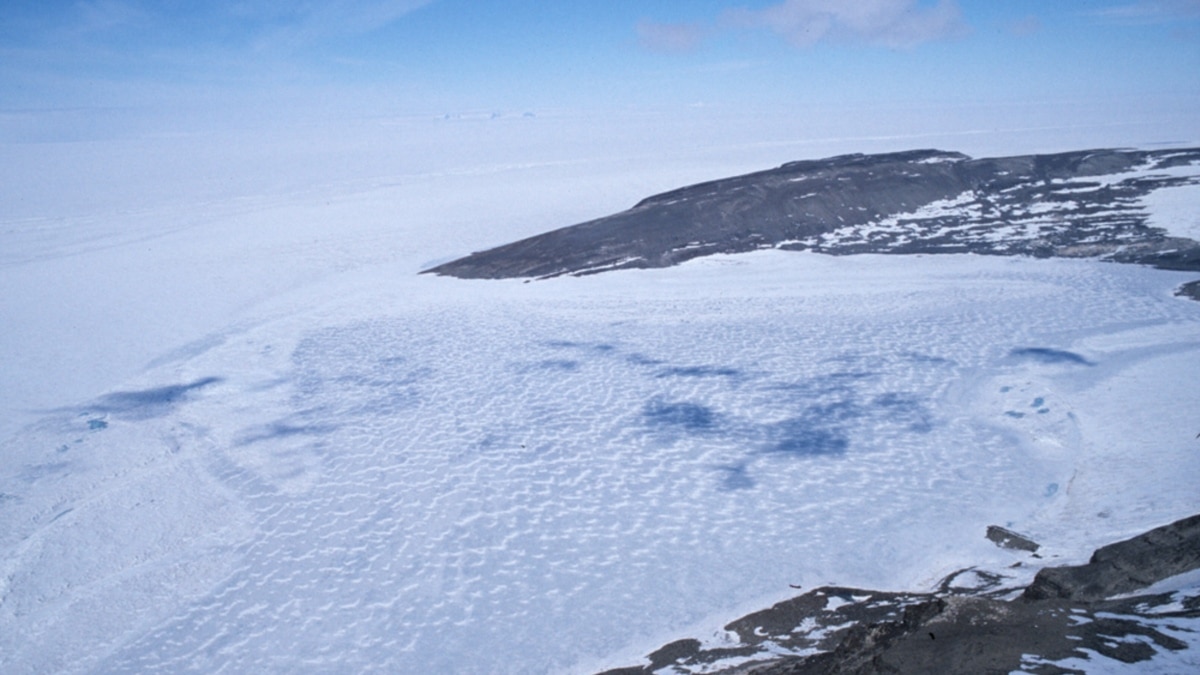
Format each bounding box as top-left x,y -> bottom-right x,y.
2,1 -> 1198,141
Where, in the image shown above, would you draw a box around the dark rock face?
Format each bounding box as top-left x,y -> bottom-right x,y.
986,525 -> 1040,553
1177,279 -> 1200,301
1024,513 -> 1200,602
425,147 -> 1200,280
598,514 -> 1200,675
767,594 -> 1192,675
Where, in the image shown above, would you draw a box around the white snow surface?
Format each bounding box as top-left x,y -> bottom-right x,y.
2,115 -> 1199,674
1142,167 -> 1200,241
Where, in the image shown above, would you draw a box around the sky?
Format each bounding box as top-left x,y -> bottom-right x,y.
1,0 -> 1198,141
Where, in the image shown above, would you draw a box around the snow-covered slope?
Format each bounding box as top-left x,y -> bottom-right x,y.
2,117 -> 1199,674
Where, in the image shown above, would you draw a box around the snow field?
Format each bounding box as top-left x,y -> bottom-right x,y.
5,246 -> 1199,673
3,114 -> 1199,673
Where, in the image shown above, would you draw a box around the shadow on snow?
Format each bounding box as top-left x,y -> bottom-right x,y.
1009,347 -> 1094,366
87,377 -> 223,420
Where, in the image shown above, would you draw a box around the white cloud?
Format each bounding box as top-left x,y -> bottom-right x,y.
722,0 -> 968,49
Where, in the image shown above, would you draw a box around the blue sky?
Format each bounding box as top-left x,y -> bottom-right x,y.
1,1 -> 1198,137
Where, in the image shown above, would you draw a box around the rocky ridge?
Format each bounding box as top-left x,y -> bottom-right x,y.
425,147 -> 1200,281
599,514 -> 1200,674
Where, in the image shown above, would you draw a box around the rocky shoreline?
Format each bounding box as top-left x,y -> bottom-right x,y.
599,514 -> 1200,674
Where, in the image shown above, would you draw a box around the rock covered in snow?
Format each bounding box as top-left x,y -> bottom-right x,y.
601,513 -> 1200,675
426,147 -> 1200,280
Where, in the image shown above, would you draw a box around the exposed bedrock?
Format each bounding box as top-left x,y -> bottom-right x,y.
1023,513 -> 1200,602
599,513 -> 1200,675
425,147 -> 1200,280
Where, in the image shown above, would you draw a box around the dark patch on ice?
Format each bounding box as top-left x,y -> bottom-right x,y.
1004,411 -> 1026,419
750,375 -> 933,461
87,418 -> 108,430
637,368 -> 933,472
529,359 -> 581,372
625,353 -> 666,366
21,461 -> 71,482
872,392 -> 934,433
1009,348 -> 1094,366
291,325 -> 429,418
718,462 -> 756,490
1044,483 -> 1059,497
88,377 -> 222,420
762,398 -> 862,457
1030,397 -> 1045,407
771,371 -> 877,398
543,340 -> 616,354
767,419 -> 850,457
643,398 -> 717,432
236,421 -> 340,446
655,365 -> 742,379
901,352 -> 955,366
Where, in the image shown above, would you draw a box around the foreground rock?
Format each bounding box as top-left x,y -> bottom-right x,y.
1024,514 -> 1200,602
599,514 -> 1200,674
425,147 -> 1200,280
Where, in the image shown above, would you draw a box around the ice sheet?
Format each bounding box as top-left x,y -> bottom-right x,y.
3,248 -> 1199,674
2,115 -> 1199,674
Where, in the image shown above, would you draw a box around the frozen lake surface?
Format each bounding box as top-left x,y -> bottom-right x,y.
2,115 -> 1199,673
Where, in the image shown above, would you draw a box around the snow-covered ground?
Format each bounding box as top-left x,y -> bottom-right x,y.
2,112 -> 1199,673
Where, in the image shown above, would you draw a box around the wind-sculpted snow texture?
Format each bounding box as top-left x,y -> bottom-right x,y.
3,253 -> 1199,674
4,128 -> 1200,674
426,148 -> 1200,279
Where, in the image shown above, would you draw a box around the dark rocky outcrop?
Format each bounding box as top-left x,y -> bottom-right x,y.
1176,279 -> 1200,301
425,147 -> 1200,280
1023,513 -> 1200,602
599,514 -> 1200,675
986,525 -> 1040,553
